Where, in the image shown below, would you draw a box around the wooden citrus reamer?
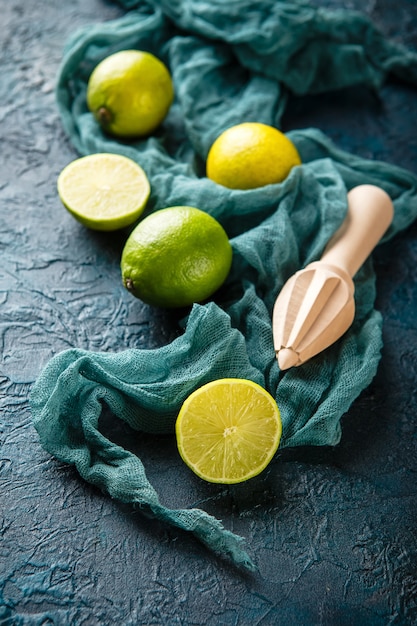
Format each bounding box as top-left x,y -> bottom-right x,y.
272,184 -> 394,370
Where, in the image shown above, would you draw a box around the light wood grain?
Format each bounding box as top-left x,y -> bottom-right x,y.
273,185 -> 394,370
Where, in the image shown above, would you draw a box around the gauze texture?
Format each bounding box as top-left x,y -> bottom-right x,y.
31,0 -> 417,569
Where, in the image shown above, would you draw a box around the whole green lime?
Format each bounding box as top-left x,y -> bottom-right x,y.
121,206 -> 233,308
86,49 -> 174,138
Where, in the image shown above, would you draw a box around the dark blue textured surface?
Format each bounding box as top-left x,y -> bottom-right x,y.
1,1 -> 417,624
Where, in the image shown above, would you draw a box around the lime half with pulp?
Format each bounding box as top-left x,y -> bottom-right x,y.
57,153 -> 150,231
176,378 -> 282,484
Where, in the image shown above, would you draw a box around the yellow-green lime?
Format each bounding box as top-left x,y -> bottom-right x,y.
176,378 -> 282,484
206,122 -> 301,190
57,153 -> 150,231
121,206 -> 232,308
86,49 -> 174,138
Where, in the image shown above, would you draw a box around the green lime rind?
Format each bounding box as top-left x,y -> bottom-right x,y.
121,206 -> 233,308
86,49 -> 174,138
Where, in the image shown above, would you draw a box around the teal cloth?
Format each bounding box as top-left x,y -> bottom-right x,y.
30,0 -> 417,570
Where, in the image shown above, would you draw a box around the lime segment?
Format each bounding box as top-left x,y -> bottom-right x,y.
57,153 -> 150,231
176,378 -> 282,484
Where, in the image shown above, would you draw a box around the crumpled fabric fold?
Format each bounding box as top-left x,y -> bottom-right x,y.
31,0 -> 417,569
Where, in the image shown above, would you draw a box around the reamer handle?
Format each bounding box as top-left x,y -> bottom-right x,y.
321,185 -> 394,278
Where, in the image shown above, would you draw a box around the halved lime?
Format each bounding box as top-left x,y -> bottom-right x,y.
176,378 -> 282,484
57,153 -> 150,231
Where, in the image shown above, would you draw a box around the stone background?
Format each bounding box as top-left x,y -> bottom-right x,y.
1,1 -> 417,624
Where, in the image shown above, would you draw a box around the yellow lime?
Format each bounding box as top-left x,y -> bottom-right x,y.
120,206 -> 232,308
176,378 -> 282,484
206,122 -> 301,190
86,49 -> 174,138
57,153 -> 150,231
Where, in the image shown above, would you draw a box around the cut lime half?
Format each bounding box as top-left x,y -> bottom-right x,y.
57,153 -> 150,231
176,378 -> 282,484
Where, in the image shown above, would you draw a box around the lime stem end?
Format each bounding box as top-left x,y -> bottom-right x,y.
125,278 -> 134,292
97,107 -> 112,127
